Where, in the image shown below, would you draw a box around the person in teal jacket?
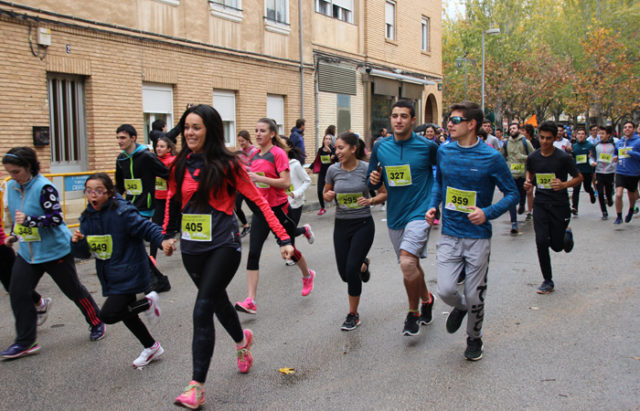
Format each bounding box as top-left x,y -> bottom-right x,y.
1,147 -> 104,360
571,127 -> 596,214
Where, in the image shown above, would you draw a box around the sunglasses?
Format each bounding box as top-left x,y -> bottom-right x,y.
448,116 -> 469,125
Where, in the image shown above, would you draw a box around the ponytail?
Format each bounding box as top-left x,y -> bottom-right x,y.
258,117 -> 287,150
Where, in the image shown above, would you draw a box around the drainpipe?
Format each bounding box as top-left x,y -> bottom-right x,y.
298,0 -> 304,118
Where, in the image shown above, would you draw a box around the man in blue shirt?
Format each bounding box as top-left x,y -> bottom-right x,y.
613,120 -> 640,224
426,101 -> 518,360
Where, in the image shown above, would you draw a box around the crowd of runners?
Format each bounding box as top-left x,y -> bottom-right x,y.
1,99 -> 639,410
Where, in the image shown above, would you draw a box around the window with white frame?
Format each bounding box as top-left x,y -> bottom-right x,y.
421,16 -> 430,51
315,0 -> 353,23
213,90 -> 236,146
209,0 -> 243,21
267,94 -> 285,135
143,84 -> 174,146
211,0 -> 240,9
266,0 -> 288,24
385,1 -> 396,40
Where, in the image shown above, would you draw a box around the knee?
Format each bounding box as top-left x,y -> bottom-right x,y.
399,254 -> 420,282
99,311 -> 119,325
193,298 -> 215,324
437,282 -> 458,302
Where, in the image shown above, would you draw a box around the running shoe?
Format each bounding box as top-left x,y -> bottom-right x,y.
433,218 -> 439,225
360,258 -> 370,283
464,337 -> 483,361
536,281 -> 554,294
570,207 -> 578,216
1,342 -> 40,359
602,211 -> 608,221
240,225 -> 251,238
420,294 -> 435,325
132,341 -> 164,368
614,216 -> 622,225
36,297 -> 52,327
174,381 -> 205,410
235,297 -> 257,314
518,204 -> 525,215
317,208 -> 326,216
510,223 -> 519,234
303,224 -> 315,244
285,259 -> 296,266
635,206 -> 639,215
341,313 -> 360,331
456,271 -> 466,285
90,322 -> 106,341
589,191 -> 596,204
563,229 -> 574,253
144,291 -> 161,326
302,270 -> 315,296
236,329 -> 253,373
525,212 -> 533,222
403,312 -> 420,336
625,210 -> 633,223
446,308 -> 467,334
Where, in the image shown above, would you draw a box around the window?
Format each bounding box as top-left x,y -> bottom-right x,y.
315,0 -> 353,23
337,94 -> 351,134
266,0 -> 288,24
385,1 -> 396,40
143,84 -> 174,146
421,16 -> 430,52
47,75 -> 87,171
267,94 -> 285,135
213,90 -> 236,146
210,0 -> 243,21
211,0 -> 240,9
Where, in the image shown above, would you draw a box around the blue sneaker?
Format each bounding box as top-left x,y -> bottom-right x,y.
90,323 -> 106,341
613,216 -> 622,225
536,281 -> 554,294
625,211 -> 633,223
1,342 -> 40,359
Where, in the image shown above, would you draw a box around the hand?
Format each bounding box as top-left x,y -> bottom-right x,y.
324,190 -> 336,202
523,179 -> 533,192
613,157 -> 618,163
357,196 -> 369,207
590,162 -> 597,167
369,169 -> 381,185
14,211 -> 25,225
550,178 -> 565,191
288,191 -> 295,198
280,244 -> 294,259
425,208 -> 437,225
5,235 -> 17,246
162,238 -> 177,256
467,206 -> 487,225
71,229 -> 84,243
248,172 -> 260,183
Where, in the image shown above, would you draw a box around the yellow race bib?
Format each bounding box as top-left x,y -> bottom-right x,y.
86,235 -> 113,260
619,148 -> 631,159
124,178 -> 143,195
15,225 -> 40,242
536,173 -> 556,189
336,193 -> 363,209
445,187 -> 477,213
598,153 -> 612,163
155,177 -> 167,191
575,154 -> 587,164
254,172 -> 269,188
181,214 -> 212,242
385,165 -> 412,187
321,155 -> 331,164
510,163 -> 525,172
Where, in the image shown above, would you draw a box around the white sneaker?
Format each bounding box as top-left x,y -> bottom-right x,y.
36,297 -> 52,327
303,224 -> 315,244
144,291 -> 161,326
285,259 -> 296,266
132,341 -> 164,368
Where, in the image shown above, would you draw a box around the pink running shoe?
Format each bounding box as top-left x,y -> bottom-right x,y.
303,224 -> 315,244
235,297 -> 257,314
317,208 -> 326,216
302,270 -> 315,296
236,329 -> 254,373
174,381 -> 205,410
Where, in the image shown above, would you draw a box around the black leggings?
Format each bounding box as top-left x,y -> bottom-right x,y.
246,202 -> 302,270
333,217 -> 375,297
235,194 -> 248,226
0,245 -> 41,305
533,203 -> 570,282
182,247 -> 243,383
99,294 -> 154,348
288,206 -> 306,237
595,173 -> 614,212
317,171 -> 327,209
571,172 -> 594,209
10,254 -> 101,346
508,177 -> 526,222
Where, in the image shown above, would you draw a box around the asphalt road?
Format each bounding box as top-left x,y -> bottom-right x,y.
1,193 -> 639,410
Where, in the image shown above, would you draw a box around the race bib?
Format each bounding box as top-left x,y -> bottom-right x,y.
445,187 -> 477,213
336,193 -> 363,209
15,225 -> 40,242
254,172 -> 269,188
181,214 -> 212,242
155,177 -> 167,191
576,154 -> 587,164
598,153 -> 612,163
510,163 -> 525,172
124,178 -> 143,195
385,165 -> 412,187
619,148 -> 631,159
286,184 -> 294,193
321,155 -> 331,164
86,235 -> 113,260
536,173 -> 556,189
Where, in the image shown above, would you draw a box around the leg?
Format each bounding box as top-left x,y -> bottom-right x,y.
317,172 -> 326,209
344,218 -> 375,309
603,174 -> 614,206
100,294 -> 155,348
571,178 -> 581,210
533,205 -> 553,283
235,194 -> 248,227
150,199 -> 166,258
436,235 -> 466,311
462,239 -> 491,340
596,174 -> 607,213
288,206 -> 306,237
516,177 -> 526,212
9,256 -> 45,346
245,212 -> 270,301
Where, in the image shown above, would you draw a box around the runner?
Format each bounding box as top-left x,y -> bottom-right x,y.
235,130 -> 259,238
587,124 -> 600,145
481,119 -> 501,150
235,118 -> 315,315
570,128 -> 596,215
524,121 -> 583,294
426,101 -> 518,361
71,173 -> 174,368
1,147 -> 104,359
161,105 -> 294,409
590,126 -> 617,220
613,121 -> 640,224
502,122 -> 534,234
312,129 -> 336,216
324,132 -> 387,331
367,100 -> 438,336
151,136 -> 178,260
553,125 -> 572,152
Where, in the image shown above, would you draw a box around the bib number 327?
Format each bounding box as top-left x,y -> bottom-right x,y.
385,165 -> 412,187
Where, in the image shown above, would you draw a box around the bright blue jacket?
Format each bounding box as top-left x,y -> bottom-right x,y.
615,134 -> 640,176
6,175 -> 71,263
367,133 -> 438,229
71,195 -> 164,296
429,140 -> 518,239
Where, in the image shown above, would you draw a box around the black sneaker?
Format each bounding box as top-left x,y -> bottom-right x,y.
340,313 -> 360,331
563,229 -> 574,253
536,281 -> 554,294
154,275 -> 172,293
589,191 -> 596,204
446,308 -> 467,334
625,210 -> 634,223
570,207 -> 578,216
518,204 -> 525,215
240,225 -> 251,238
89,323 -> 106,341
402,312 -> 420,336
464,337 -> 483,361
601,213 -> 608,221
420,294 -> 435,325
360,258 -> 370,283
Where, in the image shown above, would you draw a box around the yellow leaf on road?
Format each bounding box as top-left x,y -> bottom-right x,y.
279,367 -> 295,375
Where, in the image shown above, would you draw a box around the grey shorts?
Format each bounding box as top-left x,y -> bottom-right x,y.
388,219 -> 431,261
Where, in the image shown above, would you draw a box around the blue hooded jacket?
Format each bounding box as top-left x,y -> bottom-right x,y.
615,134 -> 640,176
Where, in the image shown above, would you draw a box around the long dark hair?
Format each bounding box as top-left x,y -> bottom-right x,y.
284,137 -> 303,161
337,132 -> 367,161
258,118 -> 287,150
173,104 -> 241,210
155,136 -> 176,156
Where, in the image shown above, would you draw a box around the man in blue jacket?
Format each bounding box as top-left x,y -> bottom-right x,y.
613,121 -> 640,224
289,119 -> 306,163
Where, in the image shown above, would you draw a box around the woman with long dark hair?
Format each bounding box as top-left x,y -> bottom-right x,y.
162,105 -> 294,409
312,126 -> 337,215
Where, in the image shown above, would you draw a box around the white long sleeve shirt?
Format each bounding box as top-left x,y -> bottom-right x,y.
288,159 -> 311,209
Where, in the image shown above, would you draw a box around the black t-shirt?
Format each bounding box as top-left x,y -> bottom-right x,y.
526,148 -> 579,206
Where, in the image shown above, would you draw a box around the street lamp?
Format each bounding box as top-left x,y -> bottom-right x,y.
481,27 -> 500,112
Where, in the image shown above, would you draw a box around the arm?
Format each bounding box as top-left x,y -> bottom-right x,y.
366,144 -> 383,190
148,152 -> 170,179
125,206 -> 165,248
249,169 -> 290,190
165,124 -> 181,143
323,183 -> 336,203
115,162 -> 124,195
364,184 -> 387,206
70,229 -> 91,259
17,185 -> 64,228
482,158 -> 519,221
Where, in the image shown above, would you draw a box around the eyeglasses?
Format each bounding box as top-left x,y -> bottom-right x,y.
84,188 -> 107,196
448,116 -> 469,125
